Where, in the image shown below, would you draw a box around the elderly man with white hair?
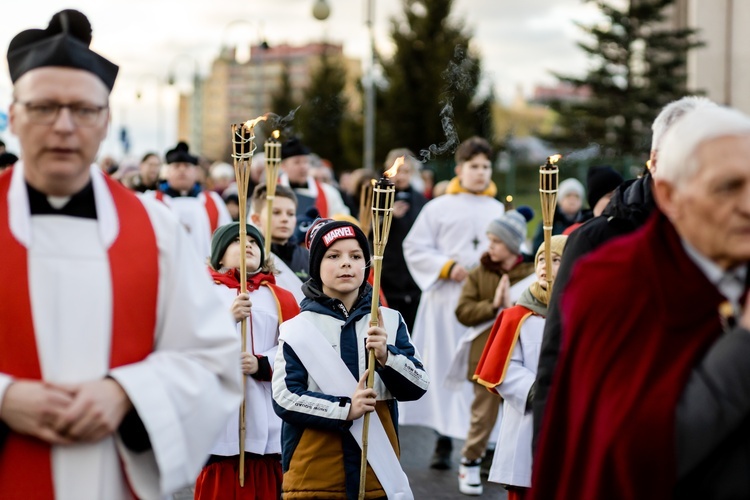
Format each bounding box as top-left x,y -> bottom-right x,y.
532,95 -> 717,441
529,104 -> 750,499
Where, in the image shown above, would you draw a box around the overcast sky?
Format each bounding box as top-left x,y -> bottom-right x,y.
0,0 -> 605,160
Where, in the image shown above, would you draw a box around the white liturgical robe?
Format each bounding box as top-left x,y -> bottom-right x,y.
142,189 -> 231,261
398,191 -> 504,439
0,164 -> 242,500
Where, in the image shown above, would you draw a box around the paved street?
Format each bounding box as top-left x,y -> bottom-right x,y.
401,425 -> 508,499
174,424 -> 508,499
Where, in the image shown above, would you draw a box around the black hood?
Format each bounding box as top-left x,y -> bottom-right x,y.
601,173 -> 655,231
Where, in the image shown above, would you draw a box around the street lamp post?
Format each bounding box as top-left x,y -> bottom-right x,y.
312,0 -> 376,172
167,54 -> 202,154
136,74 -> 164,153
363,0 -> 376,173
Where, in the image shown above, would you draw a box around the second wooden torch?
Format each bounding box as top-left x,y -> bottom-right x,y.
230,119 -> 258,487
263,130 -> 282,257
358,156 -> 402,499
539,154 -> 561,295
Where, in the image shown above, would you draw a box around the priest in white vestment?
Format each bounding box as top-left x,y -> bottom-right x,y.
0,10 -> 242,500
143,141 -> 232,262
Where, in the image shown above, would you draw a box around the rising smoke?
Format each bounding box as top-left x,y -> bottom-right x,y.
269,107 -> 301,137
563,143 -> 601,162
418,45 -> 475,163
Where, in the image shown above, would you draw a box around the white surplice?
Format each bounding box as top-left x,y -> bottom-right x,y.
270,254 -> 306,304
277,173 -> 350,218
398,192 -> 504,439
142,189 -> 232,261
209,285 -> 282,456
488,314 -> 545,488
0,164 -> 242,500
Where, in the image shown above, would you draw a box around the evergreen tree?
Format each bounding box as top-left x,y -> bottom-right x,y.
271,62 -> 298,118
547,0 -> 702,158
378,0 -> 494,164
296,50 -> 355,174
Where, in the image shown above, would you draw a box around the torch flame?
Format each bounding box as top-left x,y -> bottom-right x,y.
384,156 -> 405,178
506,195 -> 513,203
646,159 -> 652,170
244,114 -> 269,129
547,154 -> 562,165
272,130 -> 280,139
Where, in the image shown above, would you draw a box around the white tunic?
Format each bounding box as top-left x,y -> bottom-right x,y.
0,164 -> 242,500
142,189 -> 231,261
488,314 -> 545,488
278,173 -> 350,218
210,285 -> 283,456
270,254 -> 306,304
398,192 -> 504,438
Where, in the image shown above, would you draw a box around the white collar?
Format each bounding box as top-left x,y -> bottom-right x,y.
9,162 -> 119,248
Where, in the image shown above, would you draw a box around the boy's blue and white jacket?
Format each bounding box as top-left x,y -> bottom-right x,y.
272,281 -> 429,499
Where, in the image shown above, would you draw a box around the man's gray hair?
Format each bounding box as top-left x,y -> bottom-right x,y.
651,96 -> 716,153
658,105 -> 750,186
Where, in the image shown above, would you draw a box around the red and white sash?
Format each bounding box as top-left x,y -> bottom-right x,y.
279,311 -> 413,500
155,190 -> 220,234
312,179 -> 329,218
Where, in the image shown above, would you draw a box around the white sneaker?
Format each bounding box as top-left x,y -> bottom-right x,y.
458,461 -> 483,496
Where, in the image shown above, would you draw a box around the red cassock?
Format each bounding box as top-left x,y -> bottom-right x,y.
530,212 -> 725,500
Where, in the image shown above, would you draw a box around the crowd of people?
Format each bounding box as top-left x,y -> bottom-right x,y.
2,8 -> 750,500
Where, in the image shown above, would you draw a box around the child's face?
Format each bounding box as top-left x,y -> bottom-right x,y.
536,252 -> 562,289
393,160 -> 413,191
226,201 -> 240,221
220,237 -> 262,272
260,196 -> 297,244
559,193 -> 582,216
486,233 -> 514,263
455,153 -> 492,193
320,238 -> 366,302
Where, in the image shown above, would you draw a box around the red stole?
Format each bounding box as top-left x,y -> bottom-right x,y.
202,192 -> 220,234
313,179 -> 328,218
0,171 -> 158,499
155,190 -> 220,234
209,269 -> 300,323
530,211 -> 725,500
473,306 -> 534,393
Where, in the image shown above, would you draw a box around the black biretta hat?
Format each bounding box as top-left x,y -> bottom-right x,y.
7,10 -> 118,90
281,137 -> 311,160
0,153 -> 19,168
165,142 -> 199,165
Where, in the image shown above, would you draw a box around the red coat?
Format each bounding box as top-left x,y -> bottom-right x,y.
531,212 -> 725,500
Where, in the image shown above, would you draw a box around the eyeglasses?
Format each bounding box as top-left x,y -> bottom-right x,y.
14,100 -> 108,127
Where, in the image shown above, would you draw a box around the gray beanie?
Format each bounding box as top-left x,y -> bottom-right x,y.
486,208 -> 532,255
558,178 -> 585,200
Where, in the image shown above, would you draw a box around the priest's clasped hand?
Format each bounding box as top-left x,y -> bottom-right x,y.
0,380 -> 75,445
0,378 -> 133,444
